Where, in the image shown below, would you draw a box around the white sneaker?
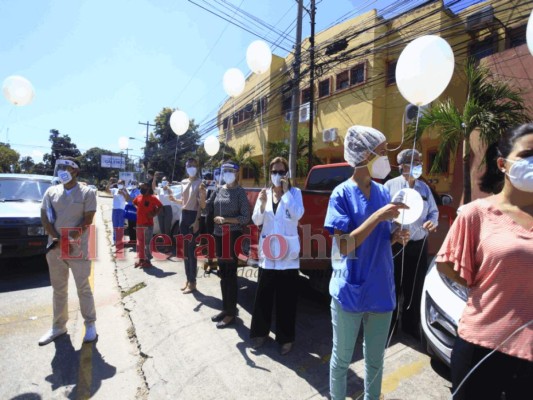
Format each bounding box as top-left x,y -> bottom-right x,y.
38,327 -> 67,346
83,323 -> 97,343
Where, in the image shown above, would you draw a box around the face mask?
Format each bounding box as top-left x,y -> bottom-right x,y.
506,156 -> 533,192
117,184 -> 124,190
410,165 -> 423,179
271,174 -> 282,187
186,167 -> 197,177
58,170 -> 73,185
223,172 -> 236,185
161,180 -> 168,187
369,155 -> 391,180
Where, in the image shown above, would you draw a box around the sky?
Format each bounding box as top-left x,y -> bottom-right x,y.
0,0 -> 475,164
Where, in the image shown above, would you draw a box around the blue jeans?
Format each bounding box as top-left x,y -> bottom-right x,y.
330,299 -> 392,400
180,210 -> 198,284
112,208 -> 125,243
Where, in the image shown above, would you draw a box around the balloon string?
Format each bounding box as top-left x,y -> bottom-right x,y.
0,107 -> 16,141
254,83 -> 267,188
171,136 -> 179,183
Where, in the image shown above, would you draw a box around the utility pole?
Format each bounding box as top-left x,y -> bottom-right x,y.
138,121 -> 156,170
289,0 -> 303,180
308,0 -> 316,174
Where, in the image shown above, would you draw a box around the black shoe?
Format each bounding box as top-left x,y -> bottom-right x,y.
216,317 -> 235,329
211,312 -> 226,322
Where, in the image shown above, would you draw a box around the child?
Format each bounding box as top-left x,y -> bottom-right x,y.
133,182 -> 162,268
108,178 -> 131,246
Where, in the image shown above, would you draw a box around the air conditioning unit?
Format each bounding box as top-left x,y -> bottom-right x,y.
322,128 -> 338,143
299,102 -> 310,122
284,111 -> 292,122
466,5 -> 494,31
405,103 -> 430,125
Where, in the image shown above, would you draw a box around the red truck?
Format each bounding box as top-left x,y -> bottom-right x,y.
243,162 -> 456,295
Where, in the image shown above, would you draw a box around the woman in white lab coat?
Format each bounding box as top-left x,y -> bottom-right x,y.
250,157 -> 305,355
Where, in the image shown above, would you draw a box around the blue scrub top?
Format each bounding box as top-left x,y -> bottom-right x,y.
324,179 -> 396,313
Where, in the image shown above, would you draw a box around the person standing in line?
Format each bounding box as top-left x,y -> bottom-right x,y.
384,149 -> 438,337
133,182 -> 163,268
436,123 -> 533,400
125,180 -> 140,244
169,158 -> 202,293
107,178 -> 131,247
325,126 -> 409,400
39,157 -> 98,345
250,157 -> 304,355
199,161 -> 250,329
153,175 -> 173,238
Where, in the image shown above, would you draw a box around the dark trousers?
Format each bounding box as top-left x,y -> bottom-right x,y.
127,218 -> 137,241
392,238 -> 428,336
215,231 -> 241,317
451,336 -> 533,400
158,205 -> 173,236
250,268 -> 299,345
180,210 -> 198,284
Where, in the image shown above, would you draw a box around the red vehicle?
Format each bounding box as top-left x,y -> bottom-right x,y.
243,162 -> 456,294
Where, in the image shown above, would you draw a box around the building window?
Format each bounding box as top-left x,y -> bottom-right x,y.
427,150 -> 450,174
470,36 -> 495,61
509,25 -> 526,48
301,87 -> 311,104
222,117 -> 229,130
281,84 -> 292,112
257,96 -> 268,113
336,71 -> 349,91
242,166 -> 254,179
350,63 -> 365,86
386,60 -> 397,86
318,78 -> 330,98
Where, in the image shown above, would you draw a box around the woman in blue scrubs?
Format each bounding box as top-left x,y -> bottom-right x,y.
325,125 -> 410,400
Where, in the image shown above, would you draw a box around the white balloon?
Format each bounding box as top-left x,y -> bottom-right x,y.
392,188 -> 424,225
527,10 -> 533,56
170,110 -> 189,136
118,136 -> 129,150
204,135 -> 220,156
223,68 -> 245,98
396,35 -> 455,106
246,40 -> 272,74
2,75 -> 35,106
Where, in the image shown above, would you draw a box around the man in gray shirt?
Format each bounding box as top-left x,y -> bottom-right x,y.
384,149 -> 438,337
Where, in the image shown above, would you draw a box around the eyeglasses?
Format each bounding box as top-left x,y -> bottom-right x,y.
271,170 -> 286,176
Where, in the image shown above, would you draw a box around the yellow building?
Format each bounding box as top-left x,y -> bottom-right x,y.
217,0 -> 532,193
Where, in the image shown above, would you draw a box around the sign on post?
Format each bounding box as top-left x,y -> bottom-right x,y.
101,155 -> 125,169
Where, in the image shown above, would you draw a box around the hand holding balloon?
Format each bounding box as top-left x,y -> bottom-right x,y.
391,188 -> 424,225
392,228 -> 410,246
422,220 -> 437,233
376,203 -> 409,222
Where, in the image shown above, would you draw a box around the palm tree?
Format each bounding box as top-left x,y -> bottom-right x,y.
234,143 -> 261,185
408,59 -> 530,203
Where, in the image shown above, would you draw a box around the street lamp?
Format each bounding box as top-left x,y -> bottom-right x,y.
119,136 -> 134,171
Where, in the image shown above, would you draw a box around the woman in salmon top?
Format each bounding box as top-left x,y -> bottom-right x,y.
436,123 -> 533,400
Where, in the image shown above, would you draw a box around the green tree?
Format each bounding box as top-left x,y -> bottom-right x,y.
233,143 -> 261,185
0,143 -> 20,172
79,147 -> 121,183
267,126 -> 321,178
19,156 -> 35,173
145,108 -> 200,182
408,60 -> 530,203
32,162 -> 50,175
42,129 -> 81,170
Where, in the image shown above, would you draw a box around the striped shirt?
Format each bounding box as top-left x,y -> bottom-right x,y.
436,198 -> 533,361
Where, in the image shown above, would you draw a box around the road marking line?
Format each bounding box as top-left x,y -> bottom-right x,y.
381,356 -> 429,394
76,261 -> 94,400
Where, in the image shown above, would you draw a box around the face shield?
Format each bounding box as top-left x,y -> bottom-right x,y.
53,159 -> 79,185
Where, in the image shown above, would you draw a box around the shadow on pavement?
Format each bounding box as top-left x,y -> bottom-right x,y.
0,255 -> 50,293
44,334 -> 116,399
142,264 -> 176,278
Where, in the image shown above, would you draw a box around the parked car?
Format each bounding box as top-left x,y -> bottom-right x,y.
420,208 -> 467,366
153,184 -> 183,237
0,174 -> 53,259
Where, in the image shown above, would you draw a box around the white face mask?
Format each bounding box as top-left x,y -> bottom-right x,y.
58,170 -> 73,185
506,156 -> 533,192
369,155 -> 391,180
271,174 -> 282,187
410,165 -> 423,179
186,167 -> 197,177
117,184 -> 124,190
161,180 -> 168,187
223,172 -> 236,185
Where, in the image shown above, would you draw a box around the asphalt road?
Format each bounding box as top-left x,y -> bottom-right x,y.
0,196 -> 452,399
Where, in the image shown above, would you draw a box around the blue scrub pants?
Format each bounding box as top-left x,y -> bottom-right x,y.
112,208 -> 125,244
330,299 -> 392,400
